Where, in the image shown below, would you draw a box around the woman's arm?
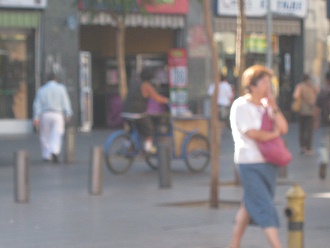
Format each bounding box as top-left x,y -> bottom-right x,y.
245,128 -> 280,142
141,82 -> 169,104
293,83 -> 301,99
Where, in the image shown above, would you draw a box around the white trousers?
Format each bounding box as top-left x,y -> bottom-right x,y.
39,112 -> 65,160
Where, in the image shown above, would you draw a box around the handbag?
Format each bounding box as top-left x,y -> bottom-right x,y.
291,97 -> 302,113
257,109 -> 292,167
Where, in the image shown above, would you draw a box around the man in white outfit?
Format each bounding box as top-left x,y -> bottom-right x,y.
208,74 -> 234,125
33,73 -> 73,163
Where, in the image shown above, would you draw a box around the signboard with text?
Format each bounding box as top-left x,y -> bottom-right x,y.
0,0 -> 47,9
217,0 -> 308,18
143,0 -> 189,14
79,0 -> 188,14
168,48 -> 189,116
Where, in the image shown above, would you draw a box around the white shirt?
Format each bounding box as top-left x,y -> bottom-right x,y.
230,96 -> 267,164
207,80 -> 233,106
33,80 -> 73,120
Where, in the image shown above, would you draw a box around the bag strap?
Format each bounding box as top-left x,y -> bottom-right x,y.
260,107 -> 274,131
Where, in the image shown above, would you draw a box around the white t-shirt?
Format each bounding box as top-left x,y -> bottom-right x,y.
230,96 -> 270,164
208,81 -> 233,106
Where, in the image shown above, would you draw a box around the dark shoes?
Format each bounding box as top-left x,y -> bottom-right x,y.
300,147 -> 313,155
52,153 -> 59,164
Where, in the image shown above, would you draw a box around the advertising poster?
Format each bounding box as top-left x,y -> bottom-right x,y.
168,48 -> 189,116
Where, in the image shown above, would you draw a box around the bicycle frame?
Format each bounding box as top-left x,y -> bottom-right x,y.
103,126 -> 143,158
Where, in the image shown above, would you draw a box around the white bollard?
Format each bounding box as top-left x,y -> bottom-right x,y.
14,150 -> 29,203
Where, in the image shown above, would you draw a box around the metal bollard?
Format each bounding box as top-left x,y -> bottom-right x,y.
158,139 -> 171,189
89,146 -> 103,195
64,126 -> 75,164
284,183 -> 306,248
14,150 -> 29,203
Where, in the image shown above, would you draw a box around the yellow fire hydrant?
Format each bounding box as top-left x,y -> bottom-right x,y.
284,183 -> 306,248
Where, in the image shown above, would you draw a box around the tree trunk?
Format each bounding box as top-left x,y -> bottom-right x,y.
236,0 -> 246,96
203,0 -> 221,209
116,20 -> 128,99
233,0 -> 246,185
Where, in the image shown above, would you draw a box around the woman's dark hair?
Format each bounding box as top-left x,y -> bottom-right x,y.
140,67 -> 154,82
242,65 -> 273,92
302,74 -> 310,81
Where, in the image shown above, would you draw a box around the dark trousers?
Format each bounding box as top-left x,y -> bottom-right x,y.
299,115 -> 314,150
126,116 -> 154,138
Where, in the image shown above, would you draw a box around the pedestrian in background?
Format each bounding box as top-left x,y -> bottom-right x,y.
33,72 -> 73,163
316,71 -> 330,179
207,73 -> 234,127
292,74 -> 318,155
228,65 -> 288,248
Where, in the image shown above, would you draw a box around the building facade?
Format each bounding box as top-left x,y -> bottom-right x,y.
0,0 -> 80,135
212,0 -> 307,119
305,0 -> 329,85
78,0 -> 189,128
2,0 -> 327,135
0,0 -> 46,134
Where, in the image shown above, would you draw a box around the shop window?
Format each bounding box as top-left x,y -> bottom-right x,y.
0,29 -> 34,119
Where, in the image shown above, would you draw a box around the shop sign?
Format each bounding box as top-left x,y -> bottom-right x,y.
188,25 -> 209,58
0,0 -> 47,9
79,0 -> 188,14
217,0 -> 308,18
168,48 -> 189,116
245,34 -> 279,54
170,89 -> 188,104
143,0 -> 189,14
168,49 -> 187,88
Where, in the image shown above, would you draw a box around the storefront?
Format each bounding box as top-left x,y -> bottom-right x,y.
214,0 -> 307,118
78,0 -> 188,129
0,0 -> 46,134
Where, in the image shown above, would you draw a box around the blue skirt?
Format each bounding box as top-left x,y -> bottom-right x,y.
239,163 -> 280,228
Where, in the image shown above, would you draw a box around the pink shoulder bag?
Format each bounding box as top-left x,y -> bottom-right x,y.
257,109 -> 292,167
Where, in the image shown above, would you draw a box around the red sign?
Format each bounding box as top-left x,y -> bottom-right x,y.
168,49 -> 187,66
79,0 -> 189,14
144,0 -> 189,14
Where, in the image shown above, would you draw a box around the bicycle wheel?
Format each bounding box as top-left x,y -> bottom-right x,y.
104,133 -> 135,174
183,133 -> 210,172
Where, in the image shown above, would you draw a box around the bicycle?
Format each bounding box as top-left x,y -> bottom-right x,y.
104,113 -> 210,174
103,113 -> 154,174
145,121 -> 210,172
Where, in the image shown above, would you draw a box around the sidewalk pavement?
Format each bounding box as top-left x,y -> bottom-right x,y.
0,123 -> 329,248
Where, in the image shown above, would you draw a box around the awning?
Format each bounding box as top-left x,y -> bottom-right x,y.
80,12 -> 185,29
214,17 -> 301,35
0,11 -> 40,28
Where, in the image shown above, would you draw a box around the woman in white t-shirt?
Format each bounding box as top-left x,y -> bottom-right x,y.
227,65 -> 288,248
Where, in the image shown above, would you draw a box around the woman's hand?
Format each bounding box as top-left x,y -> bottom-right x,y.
266,91 -> 278,109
